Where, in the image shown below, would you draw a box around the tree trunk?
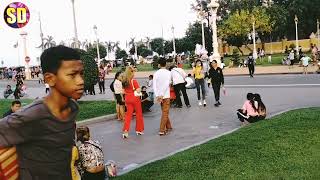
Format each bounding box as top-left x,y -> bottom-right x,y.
237,47 -> 244,56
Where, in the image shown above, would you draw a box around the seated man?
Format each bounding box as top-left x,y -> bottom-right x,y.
3,100 -> 21,118
141,86 -> 154,112
3,85 -> 13,99
185,74 -> 196,89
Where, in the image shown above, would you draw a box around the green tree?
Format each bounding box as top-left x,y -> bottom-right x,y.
137,45 -> 153,57
150,38 -> 165,55
87,43 -> 107,60
115,49 -> 128,59
219,8 -> 272,54
76,49 -> 98,89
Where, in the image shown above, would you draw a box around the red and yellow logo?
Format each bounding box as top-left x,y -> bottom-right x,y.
4,2 -> 30,28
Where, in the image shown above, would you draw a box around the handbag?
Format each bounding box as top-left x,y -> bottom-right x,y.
132,80 -> 142,97
0,147 -> 19,180
173,69 -> 187,85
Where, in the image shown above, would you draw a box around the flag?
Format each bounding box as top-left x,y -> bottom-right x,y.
13,42 -> 18,48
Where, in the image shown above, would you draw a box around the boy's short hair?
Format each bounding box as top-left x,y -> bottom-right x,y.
11,100 -> 21,106
188,74 -> 192,77
149,75 -> 153,79
41,45 -> 80,74
141,86 -> 147,91
158,58 -> 167,67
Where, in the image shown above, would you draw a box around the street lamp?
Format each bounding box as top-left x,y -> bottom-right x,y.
317,19 -> 319,49
38,12 -> 44,52
252,16 -> 258,60
198,5 -> 206,51
93,25 -> 100,63
294,15 -> 299,56
208,0 -> 221,65
171,26 -> 176,57
71,0 -> 79,48
20,31 -> 31,80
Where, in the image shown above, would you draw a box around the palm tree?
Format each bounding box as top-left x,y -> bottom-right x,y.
145,37 -> 151,50
113,41 -> 120,51
43,35 -> 56,49
59,41 -> 66,46
81,39 -> 92,50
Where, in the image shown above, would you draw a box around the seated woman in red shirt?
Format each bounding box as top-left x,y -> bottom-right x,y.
121,66 -> 144,138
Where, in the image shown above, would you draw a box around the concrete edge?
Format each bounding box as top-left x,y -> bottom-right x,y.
118,105 -> 320,176
76,114 -> 117,126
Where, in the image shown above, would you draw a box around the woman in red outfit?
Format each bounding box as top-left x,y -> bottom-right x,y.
121,66 -> 144,138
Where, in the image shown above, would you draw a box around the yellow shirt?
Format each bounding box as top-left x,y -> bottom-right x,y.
71,146 -> 81,180
193,66 -> 205,79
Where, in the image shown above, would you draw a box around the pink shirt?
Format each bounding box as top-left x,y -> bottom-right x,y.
242,100 -> 258,116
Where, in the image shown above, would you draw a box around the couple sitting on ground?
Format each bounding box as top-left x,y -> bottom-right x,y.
237,93 -> 266,126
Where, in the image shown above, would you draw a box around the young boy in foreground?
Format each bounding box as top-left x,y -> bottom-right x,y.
0,46 -> 84,179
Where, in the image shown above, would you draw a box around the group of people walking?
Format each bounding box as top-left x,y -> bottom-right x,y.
110,57 -> 227,138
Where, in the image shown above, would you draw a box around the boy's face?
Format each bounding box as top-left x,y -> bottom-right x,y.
11,103 -> 21,112
46,60 -> 84,100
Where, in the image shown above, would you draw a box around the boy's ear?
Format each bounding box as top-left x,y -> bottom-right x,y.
44,72 -> 57,87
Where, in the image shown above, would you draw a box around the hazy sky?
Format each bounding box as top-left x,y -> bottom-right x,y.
0,0 -> 197,67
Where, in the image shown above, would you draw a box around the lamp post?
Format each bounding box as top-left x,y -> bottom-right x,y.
317,19 -> 319,49
93,25 -> 100,63
208,0 -> 221,65
38,12 -> 44,52
294,15 -> 299,56
171,26 -> 176,57
71,0 -> 79,48
252,16 -> 258,60
20,31 -> 31,80
198,5 -> 206,51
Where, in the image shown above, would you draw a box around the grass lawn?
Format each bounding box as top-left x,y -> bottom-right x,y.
116,108 -> 320,180
0,99 -> 116,121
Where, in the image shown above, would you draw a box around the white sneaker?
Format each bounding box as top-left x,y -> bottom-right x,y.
198,101 -> 202,106
203,100 -> 207,107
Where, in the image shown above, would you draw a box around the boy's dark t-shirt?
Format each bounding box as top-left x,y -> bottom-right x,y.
0,99 -> 79,180
2,109 -> 13,118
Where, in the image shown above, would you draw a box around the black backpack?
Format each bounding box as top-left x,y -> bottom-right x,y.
110,81 -> 115,92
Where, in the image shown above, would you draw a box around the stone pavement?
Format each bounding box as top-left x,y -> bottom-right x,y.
86,74 -> 320,174
106,65 -> 319,79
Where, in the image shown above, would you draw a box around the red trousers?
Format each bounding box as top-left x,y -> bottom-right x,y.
123,95 -> 144,132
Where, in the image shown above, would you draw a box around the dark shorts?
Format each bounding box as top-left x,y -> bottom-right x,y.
115,94 -> 125,105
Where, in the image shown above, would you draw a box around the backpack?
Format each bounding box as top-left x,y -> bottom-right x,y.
78,141 -> 105,173
247,57 -> 254,65
110,81 -> 115,92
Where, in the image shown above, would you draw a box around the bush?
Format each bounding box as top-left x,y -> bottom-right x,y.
230,49 -> 241,67
77,49 -> 99,89
152,56 -> 159,69
289,43 -> 295,50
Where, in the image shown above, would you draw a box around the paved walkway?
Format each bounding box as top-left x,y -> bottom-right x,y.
106,65 -> 319,79
86,74 -> 320,174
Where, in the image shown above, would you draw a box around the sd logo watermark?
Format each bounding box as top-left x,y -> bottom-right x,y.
4,2 -> 30,28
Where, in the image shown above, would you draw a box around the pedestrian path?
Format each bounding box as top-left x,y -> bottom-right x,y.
106,65 -> 318,79
87,84 -> 320,174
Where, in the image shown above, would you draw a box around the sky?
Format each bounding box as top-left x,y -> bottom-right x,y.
0,0 -> 197,67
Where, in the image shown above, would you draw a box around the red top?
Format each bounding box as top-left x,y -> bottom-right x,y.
124,79 -> 140,95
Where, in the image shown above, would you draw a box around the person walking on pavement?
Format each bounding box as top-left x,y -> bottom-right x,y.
247,53 -> 255,78
170,65 -> 191,108
193,60 -> 207,107
153,58 -> 173,136
208,60 -> 225,107
121,66 -> 144,139
98,65 -> 106,94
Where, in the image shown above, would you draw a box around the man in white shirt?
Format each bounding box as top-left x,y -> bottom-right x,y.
185,74 -> 195,89
170,66 -> 191,108
153,58 -> 172,136
301,54 -> 310,75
